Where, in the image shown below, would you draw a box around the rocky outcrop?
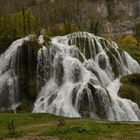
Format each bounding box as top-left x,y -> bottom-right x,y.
104,0 -> 140,37
80,0 -> 140,37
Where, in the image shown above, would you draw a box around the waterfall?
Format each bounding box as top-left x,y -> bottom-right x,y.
0,32 -> 140,121
0,36 -> 33,111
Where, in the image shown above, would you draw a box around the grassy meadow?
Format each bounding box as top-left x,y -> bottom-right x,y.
0,113 -> 140,140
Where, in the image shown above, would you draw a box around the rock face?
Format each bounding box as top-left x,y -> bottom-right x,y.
108,0 -> 135,16
85,0 -> 140,17
81,0 -> 140,36
103,0 -> 140,36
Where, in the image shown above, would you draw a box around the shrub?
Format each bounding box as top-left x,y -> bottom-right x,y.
7,120 -> 15,135
118,35 -> 138,47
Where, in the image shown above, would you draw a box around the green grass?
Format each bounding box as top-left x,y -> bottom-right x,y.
0,113 -> 140,140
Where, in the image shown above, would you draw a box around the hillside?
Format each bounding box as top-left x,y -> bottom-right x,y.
0,0 -> 140,38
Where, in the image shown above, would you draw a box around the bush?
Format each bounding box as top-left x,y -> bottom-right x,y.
118,35 -> 138,47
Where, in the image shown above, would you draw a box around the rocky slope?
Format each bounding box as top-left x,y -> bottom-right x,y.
78,0 -> 140,37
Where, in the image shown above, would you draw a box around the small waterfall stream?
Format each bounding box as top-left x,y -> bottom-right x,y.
0,36 -> 31,111
0,32 -> 140,121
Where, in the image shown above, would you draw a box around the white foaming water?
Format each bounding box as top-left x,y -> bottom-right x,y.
0,36 -> 31,111
0,32 -> 140,121
33,32 -> 140,121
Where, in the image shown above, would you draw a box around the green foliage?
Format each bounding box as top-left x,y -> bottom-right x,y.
0,9 -> 39,53
117,35 -> 140,64
0,9 -> 39,52
118,73 -> 140,108
47,125 -> 101,136
118,35 -> 138,47
120,44 -> 140,64
0,9 -> 38,38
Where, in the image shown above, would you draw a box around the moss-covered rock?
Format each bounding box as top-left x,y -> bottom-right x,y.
78,88 -> 92,117
118,73 -> 140,108
106,49 -> 120,78
16,38 -> 41,105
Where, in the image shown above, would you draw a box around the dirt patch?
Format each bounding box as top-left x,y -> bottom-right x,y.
1,135 -> 66,140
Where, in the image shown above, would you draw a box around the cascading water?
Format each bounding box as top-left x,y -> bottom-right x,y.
0,35 -> 34,111
0,32 -> 140,121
